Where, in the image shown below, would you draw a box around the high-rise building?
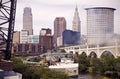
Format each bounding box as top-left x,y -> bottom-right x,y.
85,7 -> 116,45
23,7 -> 33,35
54,17 -> 66,47
62,30 -> 80,46
72,5 -> 81,32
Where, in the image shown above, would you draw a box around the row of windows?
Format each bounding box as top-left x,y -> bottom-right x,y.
87,9 -> 113,14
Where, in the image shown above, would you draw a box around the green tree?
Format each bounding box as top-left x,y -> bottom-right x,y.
77,54 -> 90,72
11,57 -> 28,74
88,58 -> 106,73
114,57 -> 120,72
11,57 -> 69,79
102,57 -> 115,71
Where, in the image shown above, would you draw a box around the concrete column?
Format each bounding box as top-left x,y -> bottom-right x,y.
97,44 -> 100,58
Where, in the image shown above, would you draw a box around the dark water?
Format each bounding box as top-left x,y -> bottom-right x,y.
70,73 -> 112,79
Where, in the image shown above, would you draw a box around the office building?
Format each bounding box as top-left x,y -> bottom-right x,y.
23,7 -> 33,35
20,30 -> 28,43
12,43 -> 41,55
39,35 -> 53,53
13,31 -> 20,44
85,7 -> 116,45
40,28 -> 51,36
57,36 -> 63,47
62,30 -> 80,46
28,35 -> 39,44
72,6 -> 81,32
54,17 -> 66,47
39,28 -> 53,53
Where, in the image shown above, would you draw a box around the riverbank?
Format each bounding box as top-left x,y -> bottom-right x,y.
77,54 -> 120,79
71,73 -> 114,79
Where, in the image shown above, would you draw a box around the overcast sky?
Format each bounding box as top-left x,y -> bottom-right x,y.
15,0 -> 120,35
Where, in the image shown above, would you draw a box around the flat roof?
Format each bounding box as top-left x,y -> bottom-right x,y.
85,7 -> 116,10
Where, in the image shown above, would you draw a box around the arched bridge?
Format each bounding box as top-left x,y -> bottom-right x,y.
60,44 -> 120,58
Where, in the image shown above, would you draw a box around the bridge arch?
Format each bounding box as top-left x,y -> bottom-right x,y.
88,51 -> 97,58
69,51 -> 73,54
100,50 -> 114,58
81,51 -> 87,57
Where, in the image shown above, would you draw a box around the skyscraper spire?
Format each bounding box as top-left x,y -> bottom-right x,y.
72,5 -> 81,32
75,4 -> 78,11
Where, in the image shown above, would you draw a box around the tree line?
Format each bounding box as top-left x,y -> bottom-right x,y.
77,54 -> 120,78
11,57 -> 69,79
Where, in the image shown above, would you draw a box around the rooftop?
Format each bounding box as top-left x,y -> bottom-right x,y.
85,7 -> 116,10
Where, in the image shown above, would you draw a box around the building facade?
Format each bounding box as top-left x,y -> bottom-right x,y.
23,7 -> 33,35
39,35 -> 53,53
62,30 -> 80,46
57,36 -> 62,47
28,35 -> 39,44
85,7 -> 116,45
54,17 -> 66,47
72,6 -> 81,32
40,28 -> 52,36
39,28 -> 53,53
13,43 -> 41,55
20,30 -> 28,43
13,31 -> 20,44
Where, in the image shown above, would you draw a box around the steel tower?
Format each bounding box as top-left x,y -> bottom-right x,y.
0,0 -> 17,60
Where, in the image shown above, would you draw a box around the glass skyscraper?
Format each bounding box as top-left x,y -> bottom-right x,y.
85,7 -> 116,45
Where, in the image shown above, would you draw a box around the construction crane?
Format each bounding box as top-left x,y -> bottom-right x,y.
0,0 -> 17,60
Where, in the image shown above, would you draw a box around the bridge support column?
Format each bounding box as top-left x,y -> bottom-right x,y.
115,42 -> 118,58
86,44 -> 89,57
97,44 -> 100,58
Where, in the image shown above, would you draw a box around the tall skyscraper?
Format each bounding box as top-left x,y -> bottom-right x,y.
85,7 -> 116,45
23,7 -> 33,35
72,5 -> 81,32
54,17 -> 66,47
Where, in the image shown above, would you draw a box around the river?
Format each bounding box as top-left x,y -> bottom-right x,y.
70,73 -> 113,79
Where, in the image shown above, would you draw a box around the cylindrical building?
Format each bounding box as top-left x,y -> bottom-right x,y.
85,7 -> 116,45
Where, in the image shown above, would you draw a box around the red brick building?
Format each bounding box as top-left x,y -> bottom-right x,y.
39,28 -> 53,53
39,35 -> 53,53
12,43 -> 41,55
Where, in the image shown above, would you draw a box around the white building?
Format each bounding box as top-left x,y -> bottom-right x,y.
28,35 -> 39,44
57,36 -> 63,47
20,30 -> 28,43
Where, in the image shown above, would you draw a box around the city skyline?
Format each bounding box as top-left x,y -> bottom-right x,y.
15,0 -> 120,35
